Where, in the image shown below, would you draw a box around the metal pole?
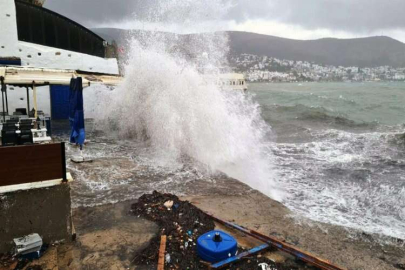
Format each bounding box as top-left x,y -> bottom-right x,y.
26,87 -> 30,116
1,90 -> 5,123
33,82 -> 38,119
5,85 -> 8,115
1,77 -> 5,122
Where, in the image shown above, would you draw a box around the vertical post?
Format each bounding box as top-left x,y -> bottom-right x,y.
26,86 -> 30,116
33,82 -> 38,119
5,84 -> 8,115
1,77 -> 5,123
1,90 -> 5,123
61,142 -> 67,182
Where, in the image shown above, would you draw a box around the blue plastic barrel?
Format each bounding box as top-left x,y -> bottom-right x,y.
197,230 -> 238,263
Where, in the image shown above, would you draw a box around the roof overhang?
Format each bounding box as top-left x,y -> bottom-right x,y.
0,66 -> 123,87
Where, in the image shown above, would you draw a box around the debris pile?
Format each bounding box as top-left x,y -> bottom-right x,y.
131,191 -> 215,269
0,253 -> 43,270
131,191 -> 306,270
0,234 -> 47,270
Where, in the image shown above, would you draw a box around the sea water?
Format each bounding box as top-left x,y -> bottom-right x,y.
251,82 -> 405,240
78,0 -> 405,241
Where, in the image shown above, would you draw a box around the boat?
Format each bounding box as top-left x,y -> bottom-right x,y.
202,72 -> 248,92
216,73 -> 248,92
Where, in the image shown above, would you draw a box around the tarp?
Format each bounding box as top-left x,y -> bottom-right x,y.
69,77 -> 85,149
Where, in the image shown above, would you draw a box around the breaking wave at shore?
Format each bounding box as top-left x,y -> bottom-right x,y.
271,128 -> 405,239
265,104 -> 379,129
89,0 -> 282,200
250,83 -> 405,240
80,1 -> 405,242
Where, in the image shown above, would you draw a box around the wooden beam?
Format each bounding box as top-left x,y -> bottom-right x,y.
33,82 -> 38,119
0,173 -> 73,194
205,212 -> 345,270
157,235 -> 167,270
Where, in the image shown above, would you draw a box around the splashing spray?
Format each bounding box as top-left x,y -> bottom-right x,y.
92,0 -> 283,200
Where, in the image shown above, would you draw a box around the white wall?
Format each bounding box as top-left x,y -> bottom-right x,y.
3,84 -> 112,119
0,0 -> 19,53
4,85 -> 51,116
0,0 -> 119,75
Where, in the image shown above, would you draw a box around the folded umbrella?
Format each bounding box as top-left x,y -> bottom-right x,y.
69,77 -> 85,150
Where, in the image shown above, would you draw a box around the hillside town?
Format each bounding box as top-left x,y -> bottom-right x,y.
231,54 -> 405,82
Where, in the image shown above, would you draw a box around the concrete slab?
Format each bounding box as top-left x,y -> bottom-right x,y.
0,184 -> 72,254
181,193 -> 405,270
57,201 -> 158,270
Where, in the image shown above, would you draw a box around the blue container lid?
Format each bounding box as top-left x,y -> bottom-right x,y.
197,230 -> 238,263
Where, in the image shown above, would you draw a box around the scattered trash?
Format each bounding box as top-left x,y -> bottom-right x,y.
131,191 -> 285,269
14,233 -> 43,256
259,262 -> 270,270
164,200 -> 174,209
165,253 -> 171,264
0,234 -> 48,270
131,191 -> 216,269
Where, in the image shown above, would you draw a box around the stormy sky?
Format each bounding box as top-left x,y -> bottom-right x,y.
44,0 -> 405,42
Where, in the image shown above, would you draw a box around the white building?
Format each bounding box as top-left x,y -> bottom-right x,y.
0,0 -> 119,74
0,0 -> 120,117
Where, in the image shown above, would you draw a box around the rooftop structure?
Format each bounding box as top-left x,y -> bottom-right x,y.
0,0 -> 119,75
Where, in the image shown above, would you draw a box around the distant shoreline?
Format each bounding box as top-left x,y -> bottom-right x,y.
247,80 -> 405,83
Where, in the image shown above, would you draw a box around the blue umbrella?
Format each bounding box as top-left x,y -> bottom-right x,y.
69,77 -> 85,150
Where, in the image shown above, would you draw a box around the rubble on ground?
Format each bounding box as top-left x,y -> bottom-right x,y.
0,253 -> 43,270
131,191 -> 316,270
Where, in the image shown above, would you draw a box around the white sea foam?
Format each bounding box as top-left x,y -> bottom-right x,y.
273,128 -> 405,240
82,0 -> 405,242
88,0 -> 282,200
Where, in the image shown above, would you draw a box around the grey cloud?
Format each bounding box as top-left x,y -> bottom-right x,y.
227,0 -> 405,32
44,0 -> 156,26
45,0 -> 405,33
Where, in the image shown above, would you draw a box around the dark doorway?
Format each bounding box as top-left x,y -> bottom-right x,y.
50,85 -> 70,119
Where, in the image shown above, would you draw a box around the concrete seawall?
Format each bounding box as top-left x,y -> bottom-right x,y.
0,184 -> 72,253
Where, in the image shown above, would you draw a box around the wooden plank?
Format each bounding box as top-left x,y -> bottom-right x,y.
157,235 -> 167,270
0,173 -> 73,194
205,213 -> 345,270
0,143 -> 64,187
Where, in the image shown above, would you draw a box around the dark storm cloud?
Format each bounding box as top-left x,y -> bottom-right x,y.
44,0 -> 157,26
227,0 -> 405,32
45,0 -> 405,33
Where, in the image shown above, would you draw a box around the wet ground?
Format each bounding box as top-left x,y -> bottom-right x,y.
44,123 -> 405,270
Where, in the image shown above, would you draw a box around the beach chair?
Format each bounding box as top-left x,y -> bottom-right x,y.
19,122 -> 34,145
1,123 -> 18,146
